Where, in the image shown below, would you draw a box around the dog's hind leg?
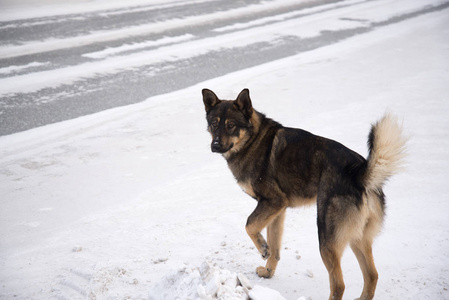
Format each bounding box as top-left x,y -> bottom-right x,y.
351,193 -> 383,300
256,208 -> 286,278
319,241 -> 346,300
317,195 -> 354,300
350,237 -> 378,300
246,199 -> 286,278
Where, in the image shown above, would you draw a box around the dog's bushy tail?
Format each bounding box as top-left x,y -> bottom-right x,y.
364,113 -> 407,193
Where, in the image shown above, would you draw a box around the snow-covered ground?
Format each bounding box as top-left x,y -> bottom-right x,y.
1,1 -> 449,300
0,0 -> 183,22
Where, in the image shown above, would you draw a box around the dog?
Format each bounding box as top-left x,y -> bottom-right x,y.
202,88 -> 407,300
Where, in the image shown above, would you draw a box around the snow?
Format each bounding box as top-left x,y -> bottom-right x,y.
1,1 -> 449,300
0,61 -> 48,75
0,0 -> 318,59
148,261 -> 253,300
147,261 -> 290,300
0,0 -> 199,22
82,34 -> 195,59
249,285 -> 288,300
211,0 -> 367,33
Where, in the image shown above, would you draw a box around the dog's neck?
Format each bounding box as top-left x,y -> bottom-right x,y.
223,111 -> 282,166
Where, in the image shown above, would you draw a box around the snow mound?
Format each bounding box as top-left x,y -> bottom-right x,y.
248,285 -> 288,300
148,261 -> 287,300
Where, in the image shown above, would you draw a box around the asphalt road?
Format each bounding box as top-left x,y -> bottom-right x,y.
0,0 -> 447,136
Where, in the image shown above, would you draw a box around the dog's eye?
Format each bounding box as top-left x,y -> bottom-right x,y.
227,123 -> 235,130
210,121 -> 218,128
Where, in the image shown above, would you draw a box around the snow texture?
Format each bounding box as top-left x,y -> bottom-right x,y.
148,261 -> 250,300
148,261 -> 292,300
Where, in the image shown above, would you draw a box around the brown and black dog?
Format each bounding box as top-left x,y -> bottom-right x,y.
202,88 -> 406,300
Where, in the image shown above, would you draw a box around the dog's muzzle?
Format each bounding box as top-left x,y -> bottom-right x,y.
211,139 -> 223,153
211,137 -> 231,153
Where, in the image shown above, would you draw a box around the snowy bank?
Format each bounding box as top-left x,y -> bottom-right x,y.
148,261 -> 289,300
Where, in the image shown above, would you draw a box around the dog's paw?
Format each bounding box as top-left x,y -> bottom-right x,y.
261,243 -> 270,260
256,266 -> 274,278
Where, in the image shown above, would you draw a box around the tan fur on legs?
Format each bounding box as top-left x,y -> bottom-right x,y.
350,201 -> 383,300
256,209 -> 286,278
349,193 -> 383,299
351,239 -> 378,300
246,201 -> 286,271
320,244 -> 346,300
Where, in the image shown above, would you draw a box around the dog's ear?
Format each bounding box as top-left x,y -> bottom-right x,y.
234,88 -> 253,118
202,89 -> 221,113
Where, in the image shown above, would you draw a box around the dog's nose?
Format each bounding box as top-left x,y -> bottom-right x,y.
211,139 -> 222,152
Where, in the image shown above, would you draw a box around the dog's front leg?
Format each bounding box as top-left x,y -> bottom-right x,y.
246,199 -> 286,278
256,208 -> 286,278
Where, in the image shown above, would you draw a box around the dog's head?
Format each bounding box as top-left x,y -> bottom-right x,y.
202,88 -> 258,158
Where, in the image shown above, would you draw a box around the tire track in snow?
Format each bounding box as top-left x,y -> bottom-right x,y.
0,0 -> 446,96
0,0 -> 233,43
